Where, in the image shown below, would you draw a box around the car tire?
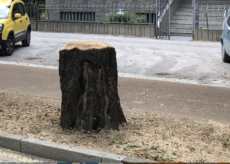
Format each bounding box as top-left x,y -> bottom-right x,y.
22,30 -> 31,47
222,43 -> 230,63
1,36 -> 14,56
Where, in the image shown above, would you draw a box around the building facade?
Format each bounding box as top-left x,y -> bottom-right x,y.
46,0 -> 155,6
45,0 -> 157,23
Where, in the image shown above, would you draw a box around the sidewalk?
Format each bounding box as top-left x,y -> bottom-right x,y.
0,63 -> 230,124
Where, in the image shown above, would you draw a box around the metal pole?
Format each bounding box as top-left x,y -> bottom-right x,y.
205,13 -> 209,29
168,0 -> 170,40
192,0 -> 196,38
155,0 -> 158,39
36,5 -> 39,31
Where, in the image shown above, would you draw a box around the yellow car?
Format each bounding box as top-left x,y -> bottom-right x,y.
0,0 -> 31,56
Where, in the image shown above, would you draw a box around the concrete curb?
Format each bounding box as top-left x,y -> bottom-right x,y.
0,131 -> 153,163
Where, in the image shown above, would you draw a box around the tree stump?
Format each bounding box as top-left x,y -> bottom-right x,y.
59,41 -> 126,131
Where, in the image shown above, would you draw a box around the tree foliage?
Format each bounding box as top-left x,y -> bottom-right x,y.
106,10 -> 147,24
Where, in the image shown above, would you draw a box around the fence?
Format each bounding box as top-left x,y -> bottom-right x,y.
42,3 -> 157,23
193,1 -> 230,30
156,0 -> 172,39
192,0 -> 230,40
25,3 -> 158,24
24,1 -> 172,39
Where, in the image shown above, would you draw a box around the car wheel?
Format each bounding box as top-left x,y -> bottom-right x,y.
22,30 -> 31,47
222,43 -> 230,63
1,36 -> 14,56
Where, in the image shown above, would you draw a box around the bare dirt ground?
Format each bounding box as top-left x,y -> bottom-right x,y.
0,92 -> 230,162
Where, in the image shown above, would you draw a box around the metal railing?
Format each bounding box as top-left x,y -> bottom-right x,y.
156,0 -> 172,39
25,2 -> 158,24
24,1 -> 173,39
193,0 -> 230,30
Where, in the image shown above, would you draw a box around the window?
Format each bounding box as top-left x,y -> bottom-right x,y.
12,3 -> 20,19
60,12 -> 95,21
227,16 -> 230,26
18,3 -> 25,16
0,5 -> 10,19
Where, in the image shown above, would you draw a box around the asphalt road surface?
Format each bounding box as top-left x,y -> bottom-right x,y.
0,32 -> 229,88
0,64 -> 229,124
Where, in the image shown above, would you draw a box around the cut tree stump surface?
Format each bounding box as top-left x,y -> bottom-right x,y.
60,41 -> 113,51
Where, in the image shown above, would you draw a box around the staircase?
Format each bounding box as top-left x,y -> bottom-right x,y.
170,0 -> 229,36
170,0 -> 193,37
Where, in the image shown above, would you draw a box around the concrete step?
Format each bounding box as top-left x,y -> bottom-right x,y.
170,33 -> 193,37
171,24 -> 193,28
180,4 -> 193,8
171,20 -> 193,24
177,8 -> 193,12
175,11 -> 193,16
173,15 -> 193,19
170,29 -> 193,33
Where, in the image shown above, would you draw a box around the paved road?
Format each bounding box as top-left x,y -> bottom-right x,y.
0,147 -> 57,162
0,64 -> 230,124
0,32 -> 229,88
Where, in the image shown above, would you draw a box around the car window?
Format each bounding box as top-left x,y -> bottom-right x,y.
18,3 -> 25,16
0,5 -> 10,19
12,3 -> 20,19
227,16 -> 230,26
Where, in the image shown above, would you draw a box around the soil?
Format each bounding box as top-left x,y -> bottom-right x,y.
0,92 -> 230,162
25,57 -> 42,60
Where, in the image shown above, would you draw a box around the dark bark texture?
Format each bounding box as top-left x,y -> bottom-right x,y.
59,42 -> 126,131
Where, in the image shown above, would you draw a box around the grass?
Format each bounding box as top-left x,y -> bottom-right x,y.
107,140 -> 115,146
172,152 -> 177,156
30,126 -> 41,134
150,146 -> 159,151
124,145 -> 141,151
223,138 -> 230,148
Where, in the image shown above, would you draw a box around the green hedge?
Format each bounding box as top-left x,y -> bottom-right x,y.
106,10 -> 147,24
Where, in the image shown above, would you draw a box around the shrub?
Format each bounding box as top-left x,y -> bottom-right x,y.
106,10 -> 147,24
40,12 -> 46,20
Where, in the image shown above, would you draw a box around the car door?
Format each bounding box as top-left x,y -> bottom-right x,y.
12,3 -> 24,39
17,3 -> 27,34
226,16 -> 230,54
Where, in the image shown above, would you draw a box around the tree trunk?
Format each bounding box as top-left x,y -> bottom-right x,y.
59,41 -> 126,131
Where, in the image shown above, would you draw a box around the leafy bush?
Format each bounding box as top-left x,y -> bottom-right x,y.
40,12 -> 46,20
106,10 -> 147,24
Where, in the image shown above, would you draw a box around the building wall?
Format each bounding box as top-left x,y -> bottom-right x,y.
46,0 -> 155,6
45,0 -> 157,22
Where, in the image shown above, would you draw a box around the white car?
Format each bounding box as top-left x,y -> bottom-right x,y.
221,9 -> 230,63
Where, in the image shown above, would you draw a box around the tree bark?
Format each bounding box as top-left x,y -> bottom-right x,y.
59,41 -> 126,131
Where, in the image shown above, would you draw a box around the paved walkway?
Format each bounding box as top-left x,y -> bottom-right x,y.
0,64 -> 230,124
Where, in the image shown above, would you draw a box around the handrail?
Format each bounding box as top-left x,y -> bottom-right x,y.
157,0 -> 174,28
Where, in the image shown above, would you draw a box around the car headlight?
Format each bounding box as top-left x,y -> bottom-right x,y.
0,24 -> 4,33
